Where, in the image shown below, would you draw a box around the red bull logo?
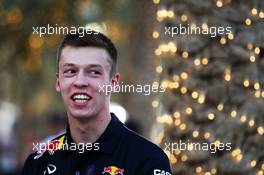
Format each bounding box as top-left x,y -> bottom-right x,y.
34,136 -> 65,159
102,166 -> 124,175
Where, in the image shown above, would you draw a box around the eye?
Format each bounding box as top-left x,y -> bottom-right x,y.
63,69 -> 77,75
90,70 -> 101,75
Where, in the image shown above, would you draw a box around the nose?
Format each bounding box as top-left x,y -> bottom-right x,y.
74,70 -> 88,87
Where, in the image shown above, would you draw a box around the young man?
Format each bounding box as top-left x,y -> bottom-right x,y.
22,29 -> 172,175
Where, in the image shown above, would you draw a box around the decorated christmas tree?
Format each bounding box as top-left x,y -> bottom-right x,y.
151,0 -> 264,175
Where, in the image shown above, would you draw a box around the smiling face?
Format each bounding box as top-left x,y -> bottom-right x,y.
56,46 -> 119,119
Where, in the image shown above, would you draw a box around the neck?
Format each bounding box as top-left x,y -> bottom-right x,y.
68,111 -> 111,144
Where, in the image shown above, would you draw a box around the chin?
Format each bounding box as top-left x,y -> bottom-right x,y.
69,110 -> 97,119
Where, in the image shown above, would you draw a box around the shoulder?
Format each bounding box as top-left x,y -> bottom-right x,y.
122,126 -> 168,160
22,132 -> 66,173
121,127 -> 172,174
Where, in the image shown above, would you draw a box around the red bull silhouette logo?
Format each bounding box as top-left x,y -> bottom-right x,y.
102,166 -> 124,175
33,136 -> 65,159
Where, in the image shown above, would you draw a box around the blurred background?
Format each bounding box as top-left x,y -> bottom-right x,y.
0,0 -> 263,175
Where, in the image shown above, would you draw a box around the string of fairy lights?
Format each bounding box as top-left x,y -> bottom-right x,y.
151,0 -> 264,175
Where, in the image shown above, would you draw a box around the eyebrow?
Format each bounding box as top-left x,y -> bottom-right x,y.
62,63 -> 103,69
63,63 -> 75,67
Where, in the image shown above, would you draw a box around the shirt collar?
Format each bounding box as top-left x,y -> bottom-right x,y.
63,113 -> 123,155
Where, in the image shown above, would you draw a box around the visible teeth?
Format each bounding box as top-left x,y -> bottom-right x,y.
73,94 -> 90,100
75,99 -> 87,103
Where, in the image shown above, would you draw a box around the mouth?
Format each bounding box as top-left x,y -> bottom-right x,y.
71,93 -> 92,103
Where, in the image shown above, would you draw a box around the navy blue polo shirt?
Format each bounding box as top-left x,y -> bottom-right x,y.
22,113 -> 172,175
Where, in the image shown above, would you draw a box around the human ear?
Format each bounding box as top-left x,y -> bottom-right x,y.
111,73 -> 120,90
55,74 -> 61,92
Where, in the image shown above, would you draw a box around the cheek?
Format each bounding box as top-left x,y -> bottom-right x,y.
91,78 -> 109,88
90,79 -> 110,95
59,79 -> 73,92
